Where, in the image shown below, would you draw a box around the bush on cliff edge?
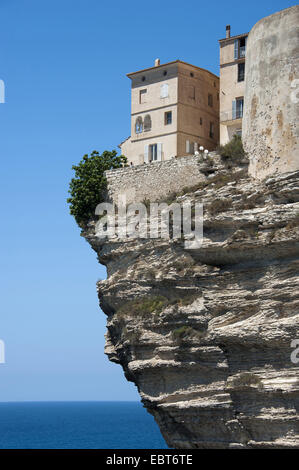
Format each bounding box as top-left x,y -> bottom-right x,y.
218,134 -> 247,164
67,150 -> 127,227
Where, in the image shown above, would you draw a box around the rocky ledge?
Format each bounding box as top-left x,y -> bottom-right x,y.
83,160 -> 299,449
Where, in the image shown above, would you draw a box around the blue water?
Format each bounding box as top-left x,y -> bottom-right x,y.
0,401 -> 168,449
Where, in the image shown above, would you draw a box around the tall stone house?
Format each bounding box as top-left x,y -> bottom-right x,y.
119,60 -> 219,166
219,25 -> 248,144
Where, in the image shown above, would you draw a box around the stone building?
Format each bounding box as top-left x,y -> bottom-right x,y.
219,26 -> 248,145
119,60 -> 219,166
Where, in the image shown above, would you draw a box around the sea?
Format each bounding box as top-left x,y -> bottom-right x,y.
0,401 -> 168,449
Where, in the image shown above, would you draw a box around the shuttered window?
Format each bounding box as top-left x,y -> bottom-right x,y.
236,98 -> 244,118
139,89 -> 147,104
144,114 -> 152,131
150,144 -> 158,161
157,143 -> 162,161
135,116 -> 143,134
238,63 -> 245,82
234,39 -> 239,60
160,83 -> 169,98
164,111 -> 172,125
232,100 -> 237,120
188,85 -> 195,100
144,145 -> 149,163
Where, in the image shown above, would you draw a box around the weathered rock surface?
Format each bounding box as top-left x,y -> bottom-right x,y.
243,5 -> 299,179
83,158 -> 299,449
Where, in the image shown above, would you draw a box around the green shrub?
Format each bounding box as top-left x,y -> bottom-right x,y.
228,372 -> 263,389
218,135 -> 246,164
172,325 -> 202,344
177,294 -> 198,306
208,197 -> 232,215
67,150 -> 127,227
285,217 -> 299,230
117,295 -> 169,318
172,325 -> 194,339
117,293 -> 199,319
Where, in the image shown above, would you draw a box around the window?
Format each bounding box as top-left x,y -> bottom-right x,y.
239,37 -> 246,57
188,85 -> 195,99
236,98 -> 244,118
142,76 -> 146,82
190,72 -> 194,77
163,70 -> 167,76
238,63 -> 245,82
234,36 -> 247,60
164,111 -> 172,125
186,141 -> 194,154
150,144 -> 158,161
200,117 -> 203,125
209,122 -> 214,139
232,97 -> 244,119
160,83 -> 169,98
139,89 -> 147,104
144,114 -> 151,131
208,94 -> 213,107
135,116 -> 143,134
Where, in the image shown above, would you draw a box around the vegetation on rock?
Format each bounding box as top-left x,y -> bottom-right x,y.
218,134 -> 247,164
227,372 -> 264,390
117,295 -> 169,318
67,150 -> 127,227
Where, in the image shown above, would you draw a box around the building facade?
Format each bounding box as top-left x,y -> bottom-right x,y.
120,60 -> 219,166
219,26 -> 248,145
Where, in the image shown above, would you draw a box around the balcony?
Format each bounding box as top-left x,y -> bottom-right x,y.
220,108 -> 243,123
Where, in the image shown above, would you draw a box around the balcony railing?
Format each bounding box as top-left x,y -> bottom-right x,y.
220,108 -> 243,123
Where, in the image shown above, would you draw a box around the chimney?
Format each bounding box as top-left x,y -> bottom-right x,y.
155,58 -> 160,67
226,25 -> 231,39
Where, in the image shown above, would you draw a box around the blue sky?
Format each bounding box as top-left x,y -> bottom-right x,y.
0,0 -> 295,401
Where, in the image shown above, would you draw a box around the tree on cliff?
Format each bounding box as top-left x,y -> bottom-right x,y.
218,134 -> 247,164
67,150 -> 127,227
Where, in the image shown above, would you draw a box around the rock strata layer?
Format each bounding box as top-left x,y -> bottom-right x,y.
83,161 -> 299,449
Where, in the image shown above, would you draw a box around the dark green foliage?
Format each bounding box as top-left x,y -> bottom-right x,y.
218,134 -> 247,163
228,372 -> 264,389
208,197 -> 233,215
116,293 -> 199,319
172,325 -> 202,344
117,295 -> 169,318
172,325 -> 194,339
67,150 -> 127,227
285,215 -> 299,230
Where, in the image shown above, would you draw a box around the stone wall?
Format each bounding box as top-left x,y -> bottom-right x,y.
243,6 -> 299,179
105,154 -> 220,204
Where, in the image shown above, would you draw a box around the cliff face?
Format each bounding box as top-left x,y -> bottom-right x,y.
83,161 -> 299,449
